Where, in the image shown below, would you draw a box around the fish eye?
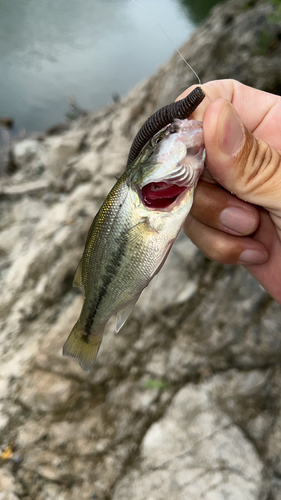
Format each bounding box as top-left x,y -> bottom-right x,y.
149,135 -> 163,148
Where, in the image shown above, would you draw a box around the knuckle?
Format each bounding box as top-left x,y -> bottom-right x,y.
203,239 -> 238,264
185,217 -> 242,265
234,134 -> 281,202
197,234 -> 240,265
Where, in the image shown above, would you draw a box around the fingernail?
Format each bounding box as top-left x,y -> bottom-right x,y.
238,249 -> 268,265
220,207 -> 255,234
218,103 -> 244,155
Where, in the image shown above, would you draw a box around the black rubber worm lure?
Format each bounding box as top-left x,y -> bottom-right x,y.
126,86 -> 205,168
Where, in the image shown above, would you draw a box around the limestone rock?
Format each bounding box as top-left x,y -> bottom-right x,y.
0,494 -> 20,500
113,376 -> 264,500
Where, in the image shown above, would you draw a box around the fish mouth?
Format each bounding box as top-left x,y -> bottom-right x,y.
141,182 -> 189,210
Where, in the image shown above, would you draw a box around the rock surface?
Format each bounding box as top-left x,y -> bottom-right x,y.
1,0 -> 281,498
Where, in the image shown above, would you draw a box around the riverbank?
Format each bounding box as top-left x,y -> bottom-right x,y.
1,0 -> 281,498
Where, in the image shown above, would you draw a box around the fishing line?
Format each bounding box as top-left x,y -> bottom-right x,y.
131,0 -> 201,85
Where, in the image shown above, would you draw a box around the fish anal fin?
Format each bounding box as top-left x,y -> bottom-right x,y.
73,257 -> 83,289
116,298 -> 139,333
63,322 -> 103,371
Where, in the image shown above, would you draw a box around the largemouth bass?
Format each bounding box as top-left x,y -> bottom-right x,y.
63,118 -> 205,370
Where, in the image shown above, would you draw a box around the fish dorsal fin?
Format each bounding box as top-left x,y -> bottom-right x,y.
116,298 -> 139,333
73,257 -> 83,289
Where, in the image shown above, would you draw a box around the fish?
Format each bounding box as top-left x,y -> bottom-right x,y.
63,117 -> 205,370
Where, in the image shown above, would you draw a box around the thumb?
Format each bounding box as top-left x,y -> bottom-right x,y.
203,99 -> 281,215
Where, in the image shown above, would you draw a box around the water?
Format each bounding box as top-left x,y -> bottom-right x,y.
0,0 -> 220,132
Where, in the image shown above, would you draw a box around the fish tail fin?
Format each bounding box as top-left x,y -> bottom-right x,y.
63,322 -> 102,371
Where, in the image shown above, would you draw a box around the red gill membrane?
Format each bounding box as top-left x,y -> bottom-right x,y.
142,182 -> 187,209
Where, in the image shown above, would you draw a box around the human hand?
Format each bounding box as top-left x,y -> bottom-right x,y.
177,79 -> 281,304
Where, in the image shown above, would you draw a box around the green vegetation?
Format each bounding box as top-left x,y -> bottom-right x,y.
268,0 -> 281,22
256,28 -> 276,54
143,379 -> 168,390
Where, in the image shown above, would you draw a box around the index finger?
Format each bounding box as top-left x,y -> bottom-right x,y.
177,79 -> 281,149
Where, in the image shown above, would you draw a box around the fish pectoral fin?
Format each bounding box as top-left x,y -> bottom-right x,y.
116,298 -> 139,333
73,257 -> 83,289
63,322 -> 103,371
